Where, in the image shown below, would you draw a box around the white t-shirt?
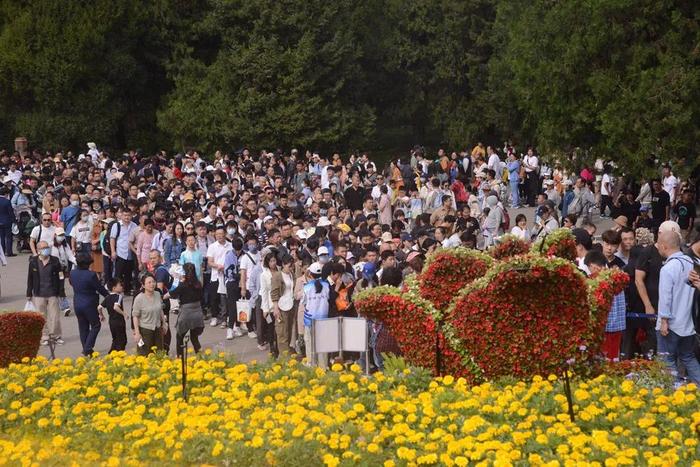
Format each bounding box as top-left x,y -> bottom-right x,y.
524,155 -> 539,173
30,225 -> 56,246
601,173 -> 611,196
206,240 -> 231,282
70,219 -> 93,244
510,225 -> 530,241
239,251 -> 261,290
663,175 -> 678,203
487,153 -> 502,179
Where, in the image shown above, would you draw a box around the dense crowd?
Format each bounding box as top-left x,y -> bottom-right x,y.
0,144 -> 698,383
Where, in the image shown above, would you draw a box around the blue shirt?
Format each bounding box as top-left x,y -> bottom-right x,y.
507,160 -> 521,182
605,292 -> 627,332
60,205 -> 80,236
179,249 -> 204,281
657,252 -> 696,336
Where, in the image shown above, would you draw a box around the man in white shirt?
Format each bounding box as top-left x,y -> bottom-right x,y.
371,174 -> 393,200
206,226 -> 232,326
662,165 -> 678,205
487,146 -> 502,180
600,166 -> 613,218
30,214 -> 57,256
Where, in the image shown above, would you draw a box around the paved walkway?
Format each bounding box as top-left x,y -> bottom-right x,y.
0,206 -> 613,361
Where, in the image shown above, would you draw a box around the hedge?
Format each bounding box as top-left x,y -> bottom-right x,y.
0,312 -> 45,367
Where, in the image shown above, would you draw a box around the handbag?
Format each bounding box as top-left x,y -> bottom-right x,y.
236,299 -> 250,323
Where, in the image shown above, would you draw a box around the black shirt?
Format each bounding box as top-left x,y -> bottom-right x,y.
344,185 -> 366,212
170,282 -> 203,305
651,190 -> 670,223
635,245 -> 664,310
674,202 -> 696,230
101,293 -> 124,322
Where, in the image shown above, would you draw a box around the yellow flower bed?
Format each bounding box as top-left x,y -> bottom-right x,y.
1,352 -> 699,466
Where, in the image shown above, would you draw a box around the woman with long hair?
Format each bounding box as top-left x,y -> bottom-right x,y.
69,254 -> 108,356
169,262 -> 205,356
258,252 -> 278,355
271,255 -> 296,357
163,222 -> 185,266
132,273 -> 166,356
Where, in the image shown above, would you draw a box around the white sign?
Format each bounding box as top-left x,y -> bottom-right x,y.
342,318 -> 368,352
313,318 -> 341,353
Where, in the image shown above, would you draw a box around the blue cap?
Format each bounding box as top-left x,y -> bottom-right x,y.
362,262 -> 377,279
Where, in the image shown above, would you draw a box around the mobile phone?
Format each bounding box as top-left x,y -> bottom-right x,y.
138,339 -> 145,347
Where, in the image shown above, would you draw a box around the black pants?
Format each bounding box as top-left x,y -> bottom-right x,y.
526,171 -> 538,206
208,280 -> 225,319
0,224 -> 13,255
102,256 -> 113,283
176,326 -> 203,357
201,271 -> 211,315
114,257 -> 134,294
600,195 -> 613,217
109,318 -> 127,352
137,326 -> 163,356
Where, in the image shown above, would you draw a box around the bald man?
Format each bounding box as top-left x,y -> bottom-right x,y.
657,231 -> 700,385
27,241 -> 65,345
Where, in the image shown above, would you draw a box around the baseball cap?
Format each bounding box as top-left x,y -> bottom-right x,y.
317,246 -> 329,256
317,216 -> 331,227
381,232 -> 393,243
263,215 -> 274,223
308,262 -> 322,276
659,220 -> 681,235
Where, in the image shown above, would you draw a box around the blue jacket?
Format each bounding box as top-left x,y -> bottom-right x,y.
0,197 -> 14,226
60,206 -> 81,237
70,268 -> 108,308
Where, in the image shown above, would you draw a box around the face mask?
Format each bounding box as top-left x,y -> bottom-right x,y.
40,248 -> 51,257
71,200 -> 79,207
56,236 -> 65,242
227,228 -> 236,236
248,245 -> 258,254
319,255 -> 329,264
81,215 -> 89,222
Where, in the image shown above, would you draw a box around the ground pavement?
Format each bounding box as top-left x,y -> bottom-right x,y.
0,206 -> 613,361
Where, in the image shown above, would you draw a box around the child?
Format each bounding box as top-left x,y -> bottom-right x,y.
99,279 -> 126,352
584,250 -> 626,360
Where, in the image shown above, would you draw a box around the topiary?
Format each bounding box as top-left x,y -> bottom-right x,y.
0,312 -> 45,367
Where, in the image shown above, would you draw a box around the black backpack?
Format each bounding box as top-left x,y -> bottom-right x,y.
102,221 -> 120,255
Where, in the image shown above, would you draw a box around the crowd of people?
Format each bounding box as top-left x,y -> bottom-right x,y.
0,143 -> 699,382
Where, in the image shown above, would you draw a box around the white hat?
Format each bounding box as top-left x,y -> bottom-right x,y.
2,176 -> 12,184
296,229 -> 308,240
317,216 -> 331,227
381,232 -> 393,243
308,262 -> 322,276
206,165 -> 215,171
545,179 -> 554,186
137,192 -> 146,199
346,251 -> 355,260
78,153 -> 86,161
317,246 -> 329,256
563,179 -> 573,186
87,142 -> 97,150
263,215 -> 274,223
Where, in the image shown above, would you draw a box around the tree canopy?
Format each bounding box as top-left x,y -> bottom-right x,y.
0,0 -> 698,175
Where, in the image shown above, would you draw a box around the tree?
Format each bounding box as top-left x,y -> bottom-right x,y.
488,0 -> 700,176
0,0 -> 178,151
158,0 -> 378,152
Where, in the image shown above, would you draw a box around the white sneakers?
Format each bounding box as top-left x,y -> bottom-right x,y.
226,327 -> 245,340
248,331 -> 257,339
210,317 -> 219,327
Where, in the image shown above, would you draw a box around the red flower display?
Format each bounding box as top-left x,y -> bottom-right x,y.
488,235 -> 530,260
417,248 -> 492,309
356,243 -> 629,382
0,312 -> 45,367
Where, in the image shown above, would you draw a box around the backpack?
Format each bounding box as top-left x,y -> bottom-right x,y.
102,221 -> 120,255
500,207 -> 510,232
155,265 -> 174,290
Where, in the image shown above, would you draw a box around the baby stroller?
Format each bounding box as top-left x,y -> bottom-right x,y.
15,207 -> 38,252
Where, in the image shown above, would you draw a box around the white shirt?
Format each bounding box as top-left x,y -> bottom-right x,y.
663,175 -> 678,204
510,225 -> 530,241
279,272 -> 294,311
206,240 -> 232,282
70,219 -> 93,244
371,184 -> 393,200
239,250 -> 261,290
601,173 -> 611,196
487,153 -> 502,179
524,155 -> 539,173
30,225 -> 56,246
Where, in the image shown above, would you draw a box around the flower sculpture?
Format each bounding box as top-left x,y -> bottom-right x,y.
355,228 -> 628,382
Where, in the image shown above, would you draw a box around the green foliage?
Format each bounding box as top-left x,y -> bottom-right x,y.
0,0 -> 698,175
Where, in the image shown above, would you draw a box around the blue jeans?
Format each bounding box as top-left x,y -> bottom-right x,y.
510,180 -> 520,207
657,330 -> 700,385
75,302 -> 101,356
